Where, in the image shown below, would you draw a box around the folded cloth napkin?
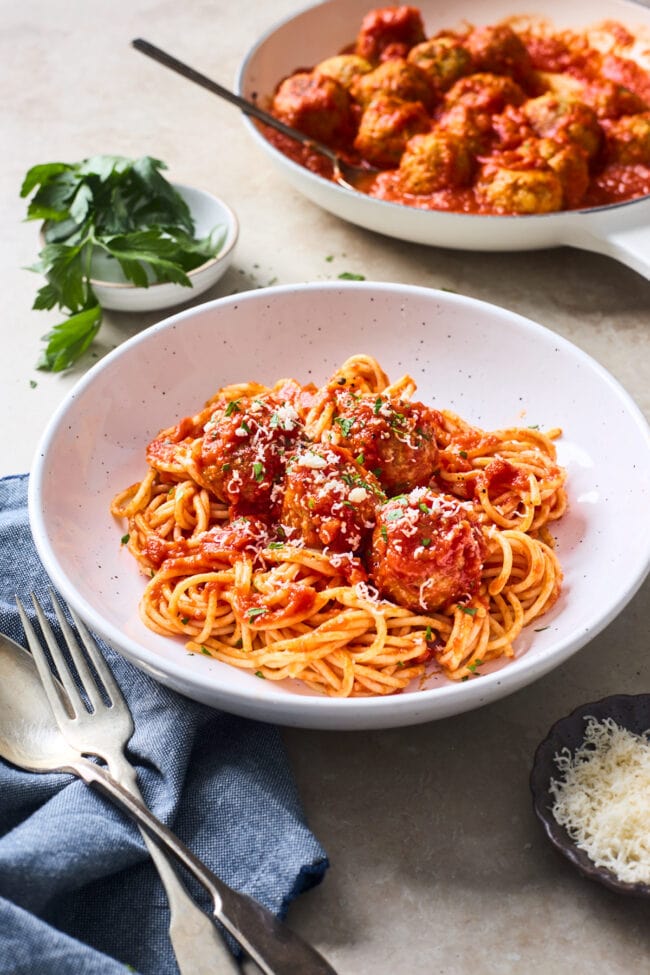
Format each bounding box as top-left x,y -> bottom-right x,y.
0,474 -> 328,975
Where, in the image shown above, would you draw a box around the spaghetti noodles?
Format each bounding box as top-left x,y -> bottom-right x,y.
111,354 -> 566,697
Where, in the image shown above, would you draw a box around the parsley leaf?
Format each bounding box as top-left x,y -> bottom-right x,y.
21,155 -> 225,371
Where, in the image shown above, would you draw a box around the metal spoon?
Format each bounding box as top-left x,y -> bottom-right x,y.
131,37 -> 378,193
0,631 -> 337,975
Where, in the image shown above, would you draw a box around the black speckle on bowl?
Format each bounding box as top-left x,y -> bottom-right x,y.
530,693 -> 650,897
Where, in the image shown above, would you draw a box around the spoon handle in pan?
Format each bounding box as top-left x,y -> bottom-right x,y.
131,37 -> 339,168
69,757 -> 337,975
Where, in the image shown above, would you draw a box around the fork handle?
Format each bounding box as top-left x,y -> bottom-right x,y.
109,756 -> 241,975
68,757 -> 336,975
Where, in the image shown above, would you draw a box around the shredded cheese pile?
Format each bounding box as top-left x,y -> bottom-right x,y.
550,716 -> 650,884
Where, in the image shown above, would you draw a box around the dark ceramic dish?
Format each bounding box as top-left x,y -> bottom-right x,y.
530,693 -> 650,897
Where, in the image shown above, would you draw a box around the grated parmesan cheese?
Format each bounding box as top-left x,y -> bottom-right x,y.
550,716 -> 650,884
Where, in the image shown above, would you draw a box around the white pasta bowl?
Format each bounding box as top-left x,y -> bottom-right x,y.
88,183 -> 238,312
28,283 -> 650,729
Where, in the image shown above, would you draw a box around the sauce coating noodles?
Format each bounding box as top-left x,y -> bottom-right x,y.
111,355 -> 566,697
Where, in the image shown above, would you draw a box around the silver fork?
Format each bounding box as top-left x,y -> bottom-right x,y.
16,591 -> 241,975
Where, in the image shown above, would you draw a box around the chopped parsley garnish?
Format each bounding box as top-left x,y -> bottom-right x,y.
458,605 -> 477,615
334,416 -> 354,437
120,533 -> 130,545
247,607 -> 268,621
424,625 -> 434,642
421,537 -> 431,548
253,461 -> 265,482
338,271 -> 365,280
181,617 -> 189,625
355,452 -> 365,465
373,396 -> 383,415
459,450 -> 468,459
225,399 -> 241,417
380,525 -> 388,541
418,502 -> 430,515
255,670 -> 266,678
238,420 -> 250,435
267,541 -> 284,550
200,645 -> 211,656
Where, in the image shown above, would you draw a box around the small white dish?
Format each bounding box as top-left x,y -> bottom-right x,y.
88,183 -> 238,312
28,283 -> 650,729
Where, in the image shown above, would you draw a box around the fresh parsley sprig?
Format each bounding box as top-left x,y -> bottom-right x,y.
21,155 -> 225,371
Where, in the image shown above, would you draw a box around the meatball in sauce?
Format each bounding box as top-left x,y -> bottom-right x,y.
280,443 -> 384,553
326,388 -> 441,496
369,489 -> 486,613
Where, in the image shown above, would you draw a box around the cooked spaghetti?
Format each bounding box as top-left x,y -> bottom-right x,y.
111,354 -> 567,697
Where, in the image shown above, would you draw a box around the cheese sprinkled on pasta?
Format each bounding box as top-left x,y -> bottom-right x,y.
551,716 -> 650,884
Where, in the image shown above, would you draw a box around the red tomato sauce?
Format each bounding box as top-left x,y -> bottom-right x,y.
261,7 -> 650,214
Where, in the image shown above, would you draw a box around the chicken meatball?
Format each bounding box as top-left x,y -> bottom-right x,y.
355,5 -> 427,63
437,103 -> 494,154
354,94 -> 431,167
464,23 -> 533,85
352,58 -> 435,110
280,444 -> 383,553
327,389 -> 440,496
476,160 -> 563,213
315,54 -> 374,91
368,489 -> 485,612
398,130 -> 474,193
536,138 -> 590,207
272,71 -> 354,145
580,81 -> 647,120
198,395 -> 303,515
523,93 -> 603,159
604,112 -> 650,164
444,72 -> 526,114
407,36 -> 473,93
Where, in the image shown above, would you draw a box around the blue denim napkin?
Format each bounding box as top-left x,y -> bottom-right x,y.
0,474 -> 328,975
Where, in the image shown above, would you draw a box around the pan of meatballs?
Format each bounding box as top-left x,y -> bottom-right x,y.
237,0 -> 650,277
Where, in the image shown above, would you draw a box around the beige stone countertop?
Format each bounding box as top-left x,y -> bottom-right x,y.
2,1 -> 650,973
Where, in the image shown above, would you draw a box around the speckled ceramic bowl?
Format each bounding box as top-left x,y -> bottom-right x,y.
531,694 -> 650,897
27,282 -> 650,728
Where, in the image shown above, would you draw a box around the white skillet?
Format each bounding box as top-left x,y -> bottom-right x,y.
237,0 -> 650,278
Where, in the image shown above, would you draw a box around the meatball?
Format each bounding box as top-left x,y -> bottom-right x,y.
368,489 -> 485,612
444,72 -> 526,114
280,444 -> 383,553
476,160 -> 563,214
315,54 -> 373,91
437,103 -> 493,154
536,138 -> 589,208
327,389 -> 440,495
355,5 -> 426,63
198,395 -> 302,514
398,130 -> 474,193
580,81 -> 647,120
464,23 -> 533,85
354,94 -> 431,167
523,94 -> 602,159
604,113 -> 650,164
272,71 -> 354,145
407,37 -> 473,93
352,58 -> 435,110
491,104 -> 536,150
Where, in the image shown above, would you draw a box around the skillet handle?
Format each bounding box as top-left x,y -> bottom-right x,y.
576,221 -> 650,280
600,224 -> 650,280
